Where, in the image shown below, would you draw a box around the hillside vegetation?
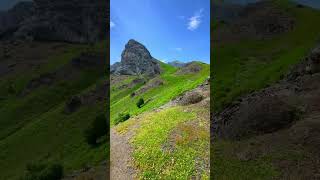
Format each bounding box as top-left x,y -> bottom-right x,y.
212,0 -> 320,179
111,61 -> 210,178
0,41 -> 108,179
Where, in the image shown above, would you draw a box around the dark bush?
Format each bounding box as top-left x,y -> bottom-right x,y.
114,112 -> 130,125
21,162 -> 63,180
136,98 -> 144,108
85,114 -> 109,146
8,83 -> 16,94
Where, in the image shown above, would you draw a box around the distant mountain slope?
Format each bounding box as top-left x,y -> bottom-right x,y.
167,60 -> 187,67
212,0 -> 320,179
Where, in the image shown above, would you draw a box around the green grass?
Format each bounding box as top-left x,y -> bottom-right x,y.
0,43 -> 108,179
111,61 -> 210,178
212,0 -> 320,179
212,0 -> 320,112
111,62 -> 209,126
116,106 -> 209,179
211,141 -> 280,180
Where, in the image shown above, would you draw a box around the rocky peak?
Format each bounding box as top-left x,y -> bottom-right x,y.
111,39 -> 161,76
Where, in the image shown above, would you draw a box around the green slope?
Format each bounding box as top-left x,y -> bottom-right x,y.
111,62 -> 210,125
212,0 -> 320,112
212,0 -> 320,179
0,42 -> 108,179
111,61 -> 210,178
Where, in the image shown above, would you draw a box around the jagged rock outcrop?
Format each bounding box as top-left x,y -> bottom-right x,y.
0,0 -> 107,43
111,39 -> 161,76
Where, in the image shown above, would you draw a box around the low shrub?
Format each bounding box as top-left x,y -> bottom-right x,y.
85,114 -> 108,146
114,112 -> 130,125
136,98 -> 144,108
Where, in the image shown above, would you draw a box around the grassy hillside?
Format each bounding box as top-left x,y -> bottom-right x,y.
0,42 -> 108,179
111,61 -> 210,178
212,0 -> 320,179
111,62 -> 209,125
212,0 -> 320,112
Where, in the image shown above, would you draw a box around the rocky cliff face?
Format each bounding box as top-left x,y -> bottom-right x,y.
0,1 -> 34,38
111,39 -> 161,76
0,0 -> 107,43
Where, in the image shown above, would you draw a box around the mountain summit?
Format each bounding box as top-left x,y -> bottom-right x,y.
111,39 -> 161,75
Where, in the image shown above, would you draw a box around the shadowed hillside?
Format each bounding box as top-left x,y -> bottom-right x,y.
212,0 -> 320,179
0,1 -> 108,179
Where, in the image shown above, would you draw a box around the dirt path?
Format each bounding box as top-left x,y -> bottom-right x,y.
110,122 -> 140,180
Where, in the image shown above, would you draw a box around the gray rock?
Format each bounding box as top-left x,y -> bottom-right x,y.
168,60 -> 187,67
0,0 -> 107,43
111,39 -> 161,76
0,1 -> 34,39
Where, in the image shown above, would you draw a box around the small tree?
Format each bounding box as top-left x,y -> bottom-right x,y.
85,114 -> 108,146
136,98 -> 144,108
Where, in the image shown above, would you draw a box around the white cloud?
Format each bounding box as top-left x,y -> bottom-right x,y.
188,9 -> 203,31
175,48 -> 183,51
160,59 -> 167,63
110,21 -> 115,28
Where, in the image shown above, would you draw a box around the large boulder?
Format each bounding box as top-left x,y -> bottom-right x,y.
111,39 -> 161,76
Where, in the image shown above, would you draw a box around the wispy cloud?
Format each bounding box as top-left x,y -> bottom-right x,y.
110,21 -> 115,28
174,47 -> 183,52
188,9 -> 203,31
160,59 -> 167,63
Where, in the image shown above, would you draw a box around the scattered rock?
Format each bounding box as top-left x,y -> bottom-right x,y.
176,91 -> 204,106
176,62 -> 202,75
65,96 -> 82,114
132,78 -> 163,96
118,78 -> 145,90
64,80 -> 108,114
21,72 -> 57,95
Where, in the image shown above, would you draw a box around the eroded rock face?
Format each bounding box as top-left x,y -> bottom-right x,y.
111,39 -> 161,76
0,2 -> 34,39
0,0 -> 107,43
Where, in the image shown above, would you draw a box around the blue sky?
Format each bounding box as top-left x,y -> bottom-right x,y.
110,0 -> 210,65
